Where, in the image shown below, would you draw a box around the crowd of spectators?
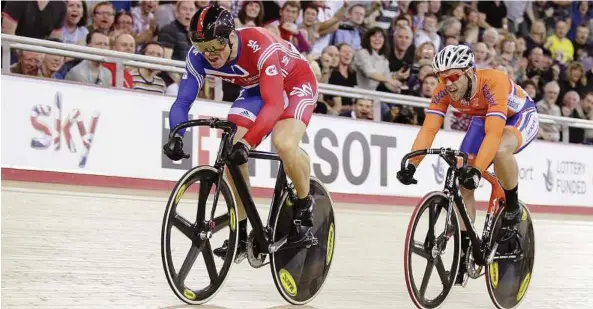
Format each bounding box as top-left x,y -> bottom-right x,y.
2,0 -> 593,145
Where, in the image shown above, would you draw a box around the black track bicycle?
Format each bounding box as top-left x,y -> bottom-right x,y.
400,148 -> 535,309
160,118 -> 336,305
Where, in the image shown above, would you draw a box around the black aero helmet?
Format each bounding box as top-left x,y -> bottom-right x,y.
189,4 -> 235,44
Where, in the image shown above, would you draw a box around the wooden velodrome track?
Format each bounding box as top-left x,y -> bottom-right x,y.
2,181 -> 592,309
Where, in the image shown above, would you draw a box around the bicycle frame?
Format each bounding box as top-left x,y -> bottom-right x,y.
402,148 -> 506,266
444,168 -> 505,266
168,118 -> 293,255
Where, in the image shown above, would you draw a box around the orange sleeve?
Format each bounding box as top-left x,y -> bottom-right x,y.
409,84 -> 449,166
473,74 -> 511,172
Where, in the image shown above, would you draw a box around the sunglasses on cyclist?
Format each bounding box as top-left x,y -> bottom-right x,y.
189,34 -> 228,54
438,70 -> 467,84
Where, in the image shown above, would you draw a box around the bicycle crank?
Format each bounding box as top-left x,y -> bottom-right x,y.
466,246 -> 484,279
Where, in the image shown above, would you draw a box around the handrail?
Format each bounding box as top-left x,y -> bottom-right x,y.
2,34 -> 593,143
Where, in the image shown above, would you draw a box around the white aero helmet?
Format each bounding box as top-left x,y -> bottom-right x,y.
432,45 -> 475,73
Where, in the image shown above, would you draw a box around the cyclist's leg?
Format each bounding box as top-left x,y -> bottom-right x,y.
457,117 -> 486,228
494,105 -> 539,222
272,119 -> 310,199
214,89 -> 267,259
456,116 -> 486,286
274,78 -> 318,230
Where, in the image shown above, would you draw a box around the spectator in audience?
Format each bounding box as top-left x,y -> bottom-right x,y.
325,43 -> 357,114
522,79 -> 540,102
406,59 -> 433,96
500,36 -> 518,67
10,50 -> 40,76
440,17 -> 462,47
536,81 -> 562,142
559,61 -> 588,101
353,27 -> 402,93
235,1 -> 264,28
561,90 -> 587,143
317,45 -> 338,83
414,41 -> 436,66
299,4 -> 321,47
131,42 -> 167,94
330,3 -> 365,50
524,47 -> 555,91
110,12 -> 135,42
389,25 -> 415,73
266,1 -> 311,53
2,0 -> 66,40
481,27 -> 500,57
449,3 -> 466,26
39,39 -> 65,79
60,0 -> 88,45
414,14 -> 441,51
340,97 -> 373,120
545,19 -> 574,64
308,1 -> 347,59
65,31 -> 112,87
505,1 -> 535,37
102,33 -> 135,88
130,0 -> 158,49
568,1 -> 593,41
477,0 -> 507,30
525,20 -> 548,55
420,73 -> 438,98
572,24 -> 593,65
88,1 -> 115,35
581,92 -> 593,144
158,1 -> 195,61
155,1 -> 176,30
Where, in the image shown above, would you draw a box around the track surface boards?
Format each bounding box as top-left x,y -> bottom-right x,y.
2,183 -> 592,309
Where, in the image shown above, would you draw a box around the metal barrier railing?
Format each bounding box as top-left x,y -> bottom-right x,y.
2,34 -> 593,143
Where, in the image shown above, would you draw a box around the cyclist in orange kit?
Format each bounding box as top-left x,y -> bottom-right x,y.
397,45 -> 539,286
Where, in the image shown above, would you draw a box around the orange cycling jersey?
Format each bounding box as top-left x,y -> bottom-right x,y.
411,69 -> 531,172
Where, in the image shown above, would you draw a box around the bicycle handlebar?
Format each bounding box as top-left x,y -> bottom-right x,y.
168,118 -> 237,141
400,148 -> 469,171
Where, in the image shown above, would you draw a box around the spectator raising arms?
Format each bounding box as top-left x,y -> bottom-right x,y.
265,1 -> 311,53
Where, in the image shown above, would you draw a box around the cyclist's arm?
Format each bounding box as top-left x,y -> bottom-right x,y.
242,53 -> 285,147
409,88 -> 449,166
473,78 -> 511,172
168,54 -> 205,136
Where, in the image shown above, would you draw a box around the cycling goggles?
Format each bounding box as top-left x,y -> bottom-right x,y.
437,70 -> 467,84
190,37 -> 227,54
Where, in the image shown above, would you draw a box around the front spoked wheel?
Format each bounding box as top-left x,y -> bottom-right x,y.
404,192 -> 461,309
161,166 -> 239,305
486,201 -> 535,309
270,177 -> 336,305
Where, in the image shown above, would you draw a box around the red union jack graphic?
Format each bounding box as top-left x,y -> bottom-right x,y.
30,92 -> 100,168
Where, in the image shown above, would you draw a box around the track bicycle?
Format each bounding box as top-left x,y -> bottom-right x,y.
160,117 -> 335,305
400,148 -> 535,309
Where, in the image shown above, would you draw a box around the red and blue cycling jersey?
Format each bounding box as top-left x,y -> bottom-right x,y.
169,27 -> 318,147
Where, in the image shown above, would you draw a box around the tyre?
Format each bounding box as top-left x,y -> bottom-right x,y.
404,192 -> 461,309
161,166 -> 239,305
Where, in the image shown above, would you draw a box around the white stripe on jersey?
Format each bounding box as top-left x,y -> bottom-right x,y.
256,43 -> 304,70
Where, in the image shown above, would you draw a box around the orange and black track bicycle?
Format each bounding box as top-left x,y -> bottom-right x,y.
400,148 -> 535,309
